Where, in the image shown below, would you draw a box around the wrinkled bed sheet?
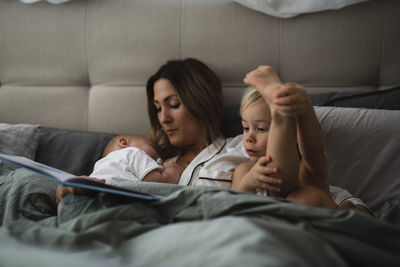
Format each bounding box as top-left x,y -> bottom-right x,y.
1,162 -> 400,267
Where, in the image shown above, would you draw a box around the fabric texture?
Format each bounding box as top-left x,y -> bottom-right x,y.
0,123 -> 40,159
315,106 -> 400,213
309,87 -> 400,109
177,136 -> 249,189
329,185 -> 368,208
90,147 -> 162,185
234,0 -> 368,18
19,0 -> 71,4
0,168 -> 399,267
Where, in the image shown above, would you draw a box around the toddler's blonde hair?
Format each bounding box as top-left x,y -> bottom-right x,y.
240,87 -> 266,115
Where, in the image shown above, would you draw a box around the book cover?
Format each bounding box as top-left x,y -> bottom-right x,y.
0,153 -> 163,201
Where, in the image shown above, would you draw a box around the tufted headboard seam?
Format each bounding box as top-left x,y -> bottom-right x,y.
0,0 -> 399,135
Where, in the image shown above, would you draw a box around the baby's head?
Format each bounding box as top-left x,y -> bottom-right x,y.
103,135 -> 158,159
240,87 -> 271,163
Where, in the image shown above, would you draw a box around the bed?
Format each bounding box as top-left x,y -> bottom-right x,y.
1,0 -> 400,266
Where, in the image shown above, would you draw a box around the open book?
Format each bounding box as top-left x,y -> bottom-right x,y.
0,153 -> 162,201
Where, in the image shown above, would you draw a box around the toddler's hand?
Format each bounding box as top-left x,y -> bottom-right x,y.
273,82 -> 312,117
241,156 -> 283,193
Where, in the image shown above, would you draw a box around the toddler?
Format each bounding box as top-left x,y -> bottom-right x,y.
232,66 -> 371,214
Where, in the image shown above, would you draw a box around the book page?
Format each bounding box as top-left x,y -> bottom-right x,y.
0,153 -> 76,181
0,153 -> 163,201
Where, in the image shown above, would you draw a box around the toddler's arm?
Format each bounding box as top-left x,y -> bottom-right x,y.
232,156 -> 282,193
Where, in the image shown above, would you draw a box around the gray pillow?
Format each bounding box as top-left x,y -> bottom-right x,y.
221,87 -> 400,138
0,123 -> 40,159
309,87 -> 400,109
315,106 -> 400,214
35,127 -> 116,176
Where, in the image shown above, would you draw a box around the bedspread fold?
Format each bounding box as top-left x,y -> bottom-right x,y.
1,164 -> 400,267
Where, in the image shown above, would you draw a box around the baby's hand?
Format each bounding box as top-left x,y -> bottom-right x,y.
162,161 -> 182,184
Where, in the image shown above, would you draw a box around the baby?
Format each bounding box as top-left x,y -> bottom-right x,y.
90,135 -> 182,185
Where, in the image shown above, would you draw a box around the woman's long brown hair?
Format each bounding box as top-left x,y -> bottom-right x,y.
146,58 -> 223,160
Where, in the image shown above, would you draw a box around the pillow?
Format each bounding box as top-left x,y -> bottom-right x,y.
221,104 -> 242,138
35,127 -> 116,176
221,102 -> 400,213
0,123 -> 40,159
315,107 -> 400,213
221,87 -> 400,138
309,87 -> 400,110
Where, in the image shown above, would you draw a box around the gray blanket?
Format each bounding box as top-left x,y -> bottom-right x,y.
1,162 -> 400,267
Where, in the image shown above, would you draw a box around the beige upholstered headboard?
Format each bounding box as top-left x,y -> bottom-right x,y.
0,0 -> 399,135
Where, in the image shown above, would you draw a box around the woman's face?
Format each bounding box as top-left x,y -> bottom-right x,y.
153,78 -> 205,151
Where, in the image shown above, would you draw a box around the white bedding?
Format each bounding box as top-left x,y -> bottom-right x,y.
235,0 -> 369,18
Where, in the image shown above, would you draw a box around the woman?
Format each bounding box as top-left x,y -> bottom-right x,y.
56,58 -> 248,202
145,58 -> 248,189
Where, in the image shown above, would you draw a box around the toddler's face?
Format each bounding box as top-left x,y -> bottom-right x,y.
241,101 -> 271,163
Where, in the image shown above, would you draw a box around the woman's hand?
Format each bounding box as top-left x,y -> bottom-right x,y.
233,156 -> 283,193
273,82 -> 312,117
55,176 -> 105,204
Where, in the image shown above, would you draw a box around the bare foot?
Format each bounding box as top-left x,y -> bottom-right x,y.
244,65 -> 282,105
